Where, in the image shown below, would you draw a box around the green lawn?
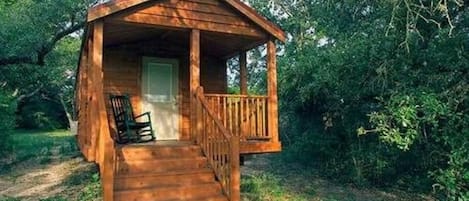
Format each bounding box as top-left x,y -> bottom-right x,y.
2,130 -> 77,168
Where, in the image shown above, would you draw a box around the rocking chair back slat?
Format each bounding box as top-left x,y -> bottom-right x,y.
109,94 -> 155,144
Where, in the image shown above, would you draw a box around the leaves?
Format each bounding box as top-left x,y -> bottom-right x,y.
246,0 -> 468,199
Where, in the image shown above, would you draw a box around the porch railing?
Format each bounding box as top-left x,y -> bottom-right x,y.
192,87 -> 240,201
204,94 -> 270,141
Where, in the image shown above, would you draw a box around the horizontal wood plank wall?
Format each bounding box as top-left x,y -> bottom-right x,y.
101,46 -> 226,141
110,0 -> 266,38
181,56 -> 227,141
102,50 -> 142,138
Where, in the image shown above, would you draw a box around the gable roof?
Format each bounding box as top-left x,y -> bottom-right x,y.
87,0 -> 286,42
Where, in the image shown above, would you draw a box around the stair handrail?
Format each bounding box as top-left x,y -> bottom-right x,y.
193,87 -> 240,201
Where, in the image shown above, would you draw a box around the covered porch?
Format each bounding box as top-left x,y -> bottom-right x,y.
75,1 -> 286,200
85,9 -> 281,154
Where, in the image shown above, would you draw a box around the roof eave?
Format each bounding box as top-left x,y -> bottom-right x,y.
87,0 -> 287,42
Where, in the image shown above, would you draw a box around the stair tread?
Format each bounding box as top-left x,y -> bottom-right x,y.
117,143 -> 197,149
116,181 -> 221,191
115,182 -> 222,193
161,195 -> 228,201
119,156 -> 207,162
116,168 -> 214,178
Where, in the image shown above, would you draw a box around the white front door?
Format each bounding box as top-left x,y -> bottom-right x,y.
142,57 -> 179,140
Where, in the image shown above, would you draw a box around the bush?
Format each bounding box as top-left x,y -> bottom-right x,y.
17,96 -> 67,130
0,89 -> 16,153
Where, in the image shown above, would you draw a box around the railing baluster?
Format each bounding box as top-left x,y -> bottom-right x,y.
193,88 -> 241,201
204,94 -> 271,142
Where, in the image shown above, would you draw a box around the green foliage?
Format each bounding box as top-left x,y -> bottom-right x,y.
17,97 -> 67,130
0,0 -> 88,132
1,130 -> 78,171
0,89 -> 17,153
77,173 -> 102,201
361,92 -> 450,150
0,0 -> 88,63
242,174 -> 286,200
247,0 -> 468,199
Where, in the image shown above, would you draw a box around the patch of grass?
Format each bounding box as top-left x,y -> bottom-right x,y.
241,173 -> 310,201
39,196 -> 67,201
0,130 -> 77,172
77,173 -> 102,201
62,161 -> 102,201
64,164 -> 99,186
0,197 -> 21,201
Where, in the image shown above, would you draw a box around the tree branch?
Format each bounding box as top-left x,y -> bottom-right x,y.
0,21 -> 85,67
16,86 -> 43,102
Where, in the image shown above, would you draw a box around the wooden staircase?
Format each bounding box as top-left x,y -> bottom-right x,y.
114,143 -> 229,201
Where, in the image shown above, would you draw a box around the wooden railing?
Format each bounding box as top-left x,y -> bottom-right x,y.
204,94 -> 270,141
192,87 -> 240,201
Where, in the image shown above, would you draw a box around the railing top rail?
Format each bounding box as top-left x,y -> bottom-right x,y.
194,88 -> 233,140
204,94 -> 268,99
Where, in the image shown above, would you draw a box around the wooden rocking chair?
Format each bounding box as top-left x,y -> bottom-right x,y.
109,94 -> 155,144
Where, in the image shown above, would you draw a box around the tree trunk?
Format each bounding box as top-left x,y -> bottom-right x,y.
59,95 -> 77,135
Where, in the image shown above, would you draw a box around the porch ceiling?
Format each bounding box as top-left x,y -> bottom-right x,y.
103,22 -> 263,58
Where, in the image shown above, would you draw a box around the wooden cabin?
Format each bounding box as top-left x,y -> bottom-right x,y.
75,0 -> 285,200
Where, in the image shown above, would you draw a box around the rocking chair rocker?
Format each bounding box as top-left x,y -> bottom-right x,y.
109,94 -> 155,144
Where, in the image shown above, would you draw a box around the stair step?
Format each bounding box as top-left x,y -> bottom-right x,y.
163,195 -> 229,201
114,182 -> 224,201
117,157 -> 208,174
115,168 -> 216,190
117,145 -> 203,160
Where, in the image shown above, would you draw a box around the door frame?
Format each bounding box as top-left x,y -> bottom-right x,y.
141,57 -> 180,140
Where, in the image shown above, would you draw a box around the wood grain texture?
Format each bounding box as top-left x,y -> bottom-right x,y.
113,12 -> 265,38
193,87 -> 240,201
239,51 -> 247,95
267,40 -> 279,143
87,0 -> 286,42
91,21 -> 115,201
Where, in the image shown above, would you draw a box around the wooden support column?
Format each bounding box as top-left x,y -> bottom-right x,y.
267,40 -> 279,143
87,32 -> 97,163
230,136 -> 241,201
239,51 -> 248,139
77,45 -> 89,157
239,51 -> 248,95
92,20 -> 105,170
190,29 -> 200,140
91,20 -> 114,201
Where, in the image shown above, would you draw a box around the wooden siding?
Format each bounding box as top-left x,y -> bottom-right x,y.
110,0 -> 266,39
87,0 -> 286,42
101,46 -> 227,141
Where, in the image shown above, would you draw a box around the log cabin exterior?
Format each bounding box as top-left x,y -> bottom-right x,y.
75,0 -> 285,200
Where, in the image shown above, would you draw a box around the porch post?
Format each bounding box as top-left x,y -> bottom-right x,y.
190,29 -> 200,141
92,20 -> 115,201
239,51 -> 248,141
87,30 -> 97,163
239,51 -> 248,95
267,40 -> 279,143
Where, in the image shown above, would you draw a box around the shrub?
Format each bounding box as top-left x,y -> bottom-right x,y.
0,89 -> 16,153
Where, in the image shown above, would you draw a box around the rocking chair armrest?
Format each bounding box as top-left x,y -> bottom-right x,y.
134,112 -> 151,121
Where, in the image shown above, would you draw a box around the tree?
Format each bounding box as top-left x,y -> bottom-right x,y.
0,0 -> 89,66
246,0 -> 468,199
0,0 -> 93,132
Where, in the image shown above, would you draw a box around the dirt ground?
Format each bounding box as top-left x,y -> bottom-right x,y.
0,156 -> 97,201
